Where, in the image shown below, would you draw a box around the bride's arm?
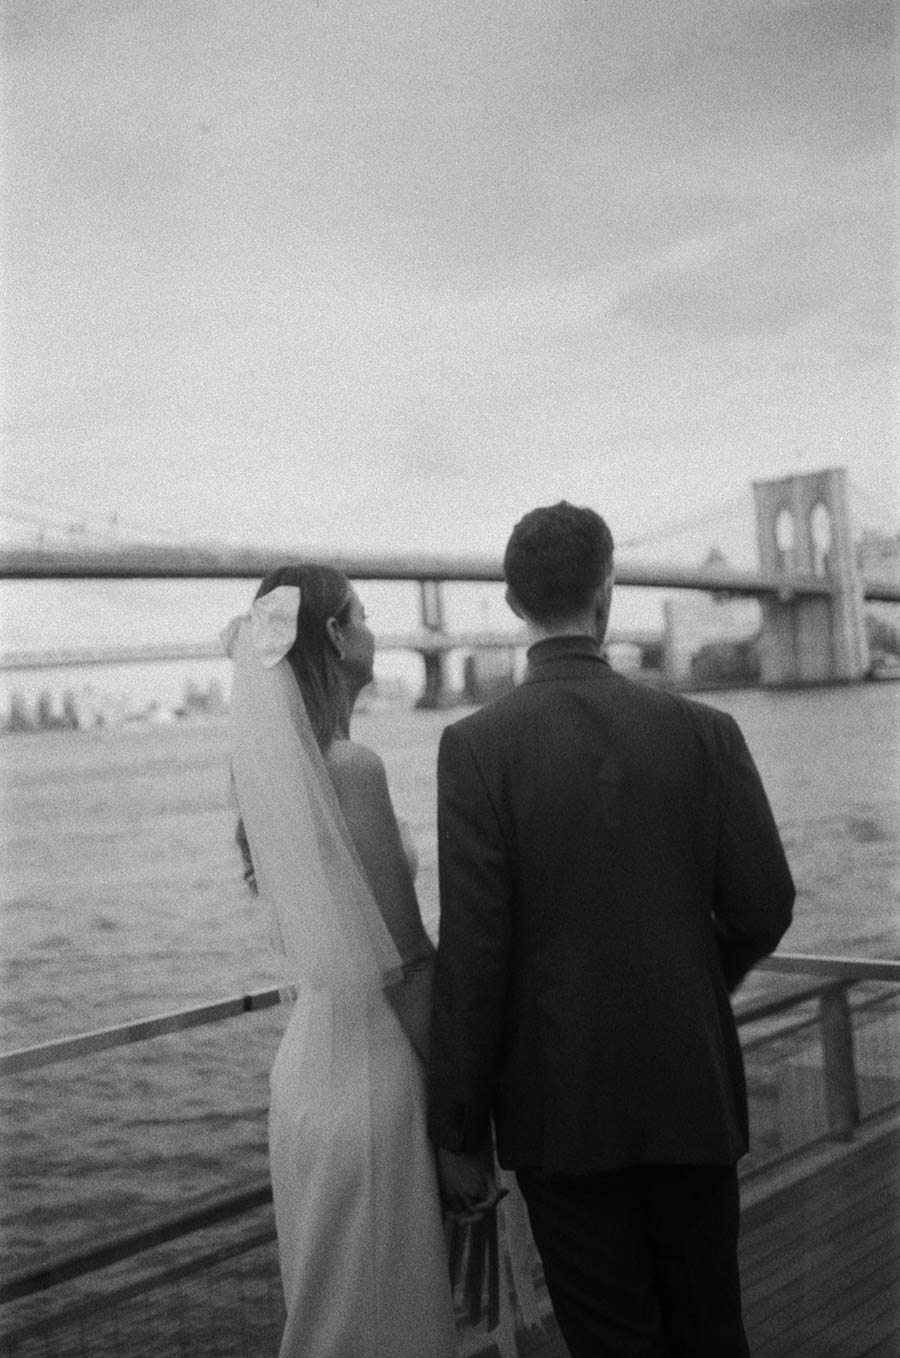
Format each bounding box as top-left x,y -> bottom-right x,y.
327,742 -> 435,1062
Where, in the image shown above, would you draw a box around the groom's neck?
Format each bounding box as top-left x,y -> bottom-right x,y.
522,617 -> 603,648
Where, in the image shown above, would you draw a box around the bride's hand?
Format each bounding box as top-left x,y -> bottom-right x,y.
437,1147 -> 506,1222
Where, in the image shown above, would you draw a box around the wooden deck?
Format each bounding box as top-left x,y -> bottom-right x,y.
476,1124 -> 900,1357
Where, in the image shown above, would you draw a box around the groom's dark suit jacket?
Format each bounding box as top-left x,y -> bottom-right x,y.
428,635 -> 794,1173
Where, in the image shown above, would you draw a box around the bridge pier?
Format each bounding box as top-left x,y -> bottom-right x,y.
752,468 -> 869,685
414,580 -> 454,709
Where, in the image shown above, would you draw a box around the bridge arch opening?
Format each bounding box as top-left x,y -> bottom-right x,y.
774,507 -> 796,570
810,502 -> 833,577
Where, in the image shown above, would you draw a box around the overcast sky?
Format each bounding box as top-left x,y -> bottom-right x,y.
4,0 -> 897,571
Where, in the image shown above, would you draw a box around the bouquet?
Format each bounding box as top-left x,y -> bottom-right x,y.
444,1181 -> 508,1330
442,1137 -> 545,1357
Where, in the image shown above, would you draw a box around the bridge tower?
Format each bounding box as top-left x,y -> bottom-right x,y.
752,468 -> 869,685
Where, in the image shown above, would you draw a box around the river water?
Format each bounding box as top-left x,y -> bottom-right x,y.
1,683 -> 898,1279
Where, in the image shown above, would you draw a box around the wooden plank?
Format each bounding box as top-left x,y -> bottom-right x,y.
860,1327 -> 900,1358
741,1161 -> 890,1249
741,1176 -> 897,1296
742,1181 -> 894,1299
740,1180 -> 890,1281
748,1249 -> 897,1347
760,1262 -> 900,1358
742,1129 -> 898,1237
741,1131 -> 899,1357
743,1217 -> 895,1329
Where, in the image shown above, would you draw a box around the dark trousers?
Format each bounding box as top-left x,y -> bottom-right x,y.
517,1163 -> 750,1358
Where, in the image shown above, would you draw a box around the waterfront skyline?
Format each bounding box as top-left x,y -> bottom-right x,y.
4,0 -> 897,567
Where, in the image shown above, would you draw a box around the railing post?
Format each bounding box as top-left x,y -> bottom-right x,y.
819,983 -> 860,1140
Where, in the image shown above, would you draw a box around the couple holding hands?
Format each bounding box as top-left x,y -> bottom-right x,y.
225,501 -> 794,1358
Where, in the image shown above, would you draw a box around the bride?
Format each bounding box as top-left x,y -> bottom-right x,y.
224,564 -> 459,1358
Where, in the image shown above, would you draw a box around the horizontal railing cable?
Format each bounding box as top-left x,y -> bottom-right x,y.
739,983 -> 899,1053
3,956 -> 897,1078
0,989 -> 285,1076
758,954 -> 900,982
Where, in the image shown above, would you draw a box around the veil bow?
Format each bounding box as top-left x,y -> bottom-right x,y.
226,614 -> 402,994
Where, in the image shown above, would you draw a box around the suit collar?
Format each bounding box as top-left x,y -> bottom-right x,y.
524,634 -> 611,683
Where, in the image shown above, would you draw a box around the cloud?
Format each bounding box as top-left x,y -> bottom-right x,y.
3,0 -> 896,553
611,181 -> 894,353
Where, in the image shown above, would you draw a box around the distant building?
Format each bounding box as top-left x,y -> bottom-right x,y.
858,531 -> 900,665
1,683 -> 126,732
857,530 -> 900,585
356,676 -> 415,711
49,685 -> 133,729
604,641 -> 644,674
462,648 -> 518,704
662,549 -> 761,685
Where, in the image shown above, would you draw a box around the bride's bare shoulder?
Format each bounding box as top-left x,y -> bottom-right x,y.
326,738 -> 386,795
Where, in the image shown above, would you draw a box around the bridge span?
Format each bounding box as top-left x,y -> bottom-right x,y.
1,470 -> 897,692
1,543 -> 897,602
0,627 -> 663,674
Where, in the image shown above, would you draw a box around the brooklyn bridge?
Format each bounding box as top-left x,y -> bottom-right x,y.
2,468 -> 898,701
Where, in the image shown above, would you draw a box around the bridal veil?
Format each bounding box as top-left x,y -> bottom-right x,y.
226,612 -> 402,995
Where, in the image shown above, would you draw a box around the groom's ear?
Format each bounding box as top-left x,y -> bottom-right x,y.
592,571 -> 615,638
505,586 -> 525,620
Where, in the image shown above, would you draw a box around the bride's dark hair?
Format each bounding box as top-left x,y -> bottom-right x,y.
235,562 -> 355,894
255,563 -> 355,753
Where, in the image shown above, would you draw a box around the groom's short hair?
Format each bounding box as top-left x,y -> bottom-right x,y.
504,501 -> 614,622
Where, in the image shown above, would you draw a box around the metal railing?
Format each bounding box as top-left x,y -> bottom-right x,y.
1,953 -> 898,1356
3,953 -> 897,1079
736,957 -> 900,1175
0,991 -> 285,1078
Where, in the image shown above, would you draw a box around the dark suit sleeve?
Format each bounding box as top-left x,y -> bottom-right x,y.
713,713 -> 795,991
427,722 -> 512,1154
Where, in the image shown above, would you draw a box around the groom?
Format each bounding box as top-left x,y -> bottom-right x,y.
428,501 -> 794,1357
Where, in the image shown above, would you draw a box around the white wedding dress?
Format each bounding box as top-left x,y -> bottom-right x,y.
269,929 -> 457,1358
226,614 -> 457,1358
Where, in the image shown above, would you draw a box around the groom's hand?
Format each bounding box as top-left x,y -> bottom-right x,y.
437,1147 -> 500,1220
